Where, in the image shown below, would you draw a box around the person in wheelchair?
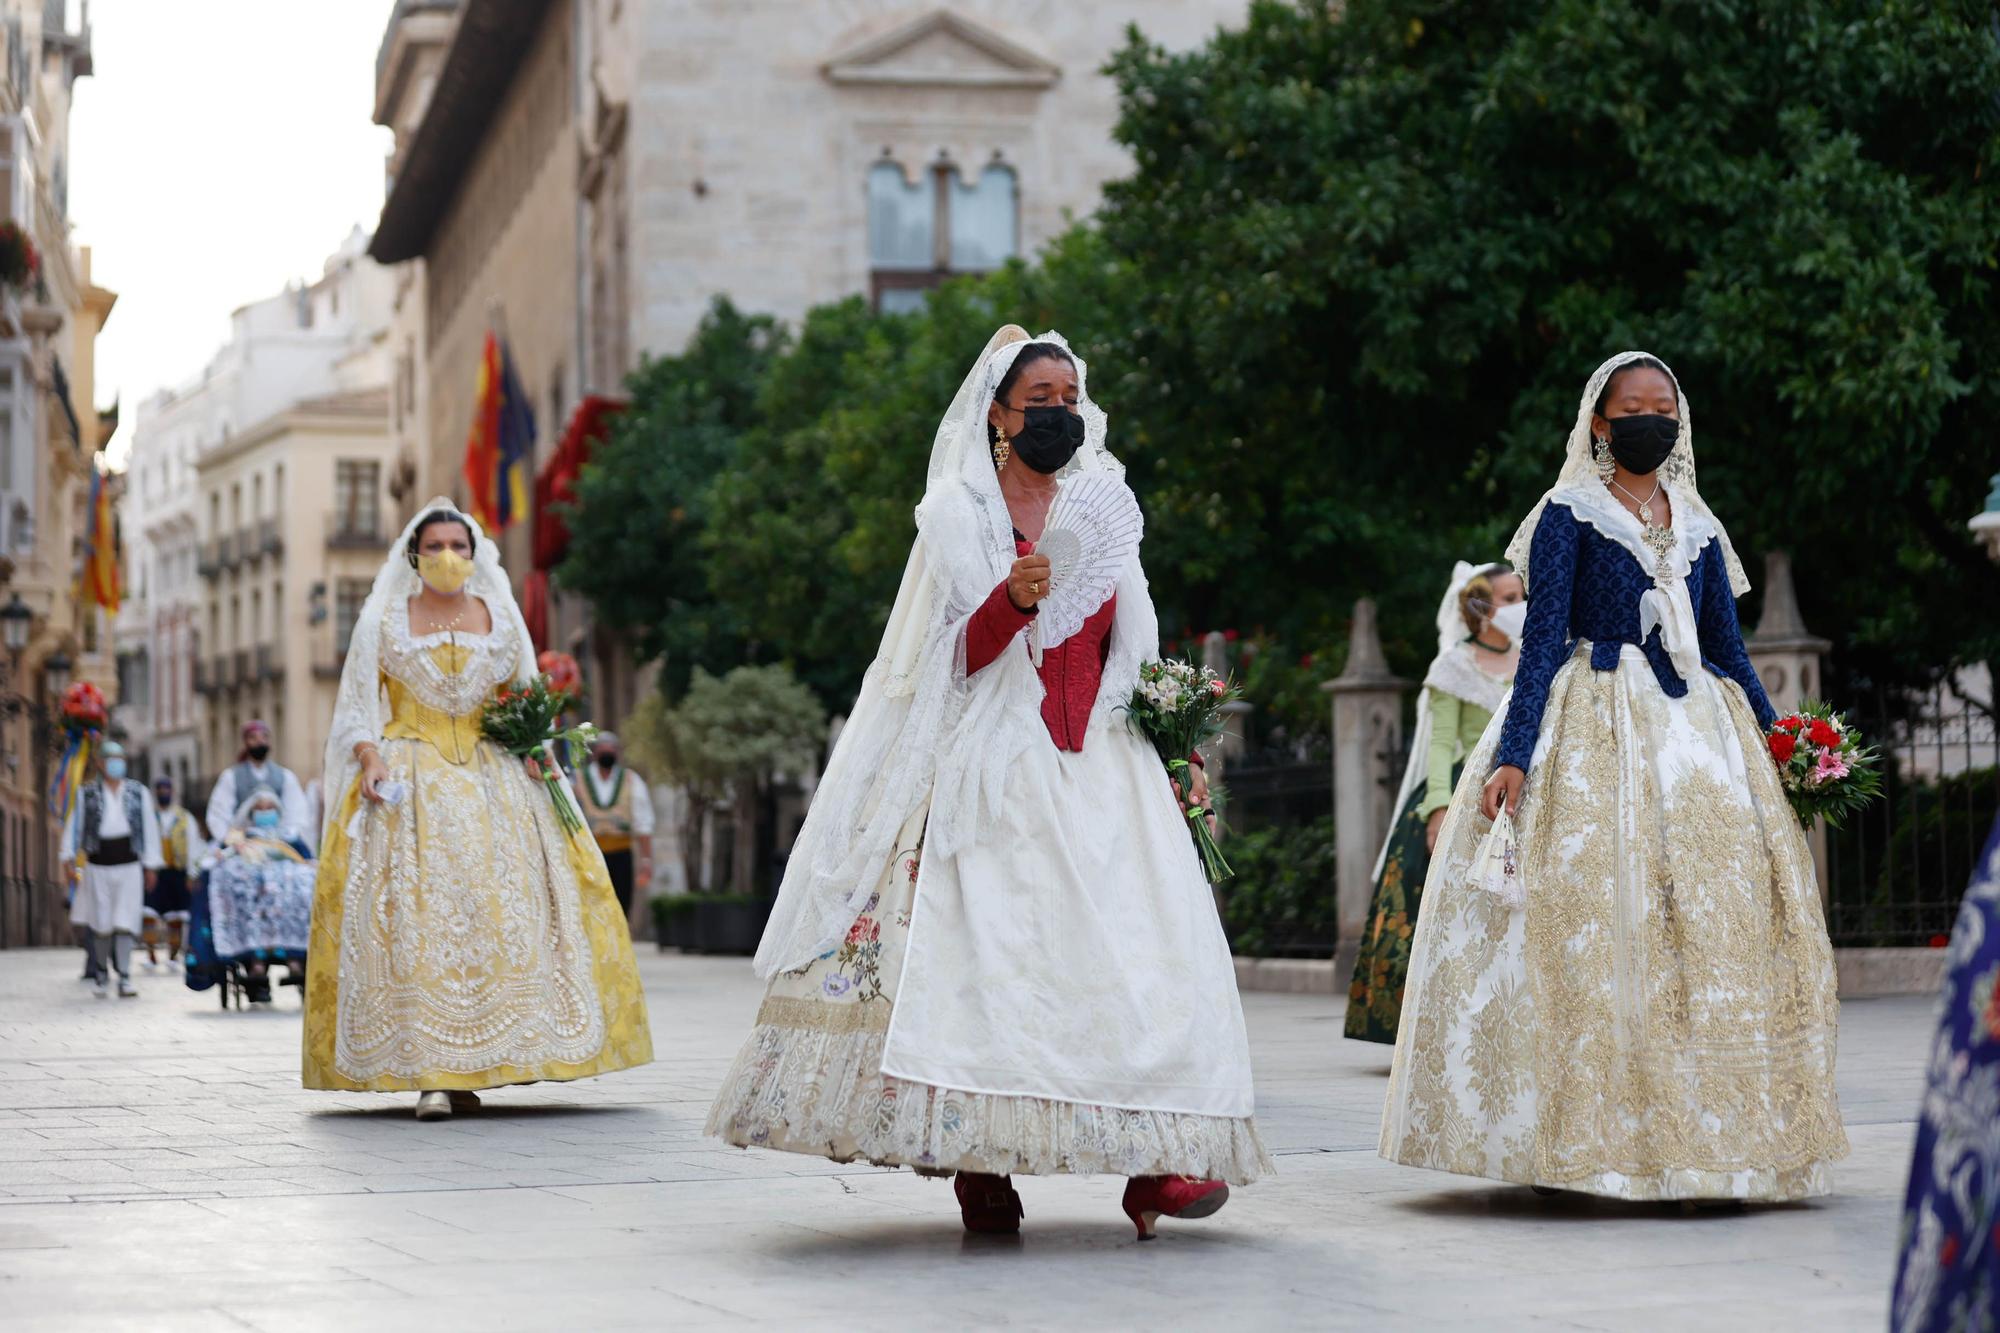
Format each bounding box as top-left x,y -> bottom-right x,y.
187,787 -> 312,1005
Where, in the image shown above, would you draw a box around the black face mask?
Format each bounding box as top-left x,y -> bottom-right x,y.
1606,413 -> 1679,475
1009,405 -> 1085,474
596,754 -> 617,772
246,745 -> 271,763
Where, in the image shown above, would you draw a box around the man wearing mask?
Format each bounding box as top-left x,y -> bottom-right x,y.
142,775 -> 202,967
575,732 -> 652,927
206,719 -> 313,853
60,742 -> 163,998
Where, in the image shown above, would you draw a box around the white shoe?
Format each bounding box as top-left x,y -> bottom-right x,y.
117,979 -> 138,999
92,977 -> 109,999
415,1091 -> 452,1121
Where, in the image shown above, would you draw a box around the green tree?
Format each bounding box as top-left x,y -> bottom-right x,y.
1098,0 -> 2000,701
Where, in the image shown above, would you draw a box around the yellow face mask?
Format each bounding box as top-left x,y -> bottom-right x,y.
417,549 -> 474,595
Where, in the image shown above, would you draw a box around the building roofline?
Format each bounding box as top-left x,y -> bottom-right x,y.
370,0 -> 554,264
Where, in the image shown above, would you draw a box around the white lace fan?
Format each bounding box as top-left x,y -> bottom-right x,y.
1031,473 -> 1143,661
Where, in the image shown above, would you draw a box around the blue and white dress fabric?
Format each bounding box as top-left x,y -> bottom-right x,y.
1381,470 -> 1848,1201
1893,813 -> 2000,1333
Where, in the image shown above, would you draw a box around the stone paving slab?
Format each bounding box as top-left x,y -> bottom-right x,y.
0,945 -> 1931,1330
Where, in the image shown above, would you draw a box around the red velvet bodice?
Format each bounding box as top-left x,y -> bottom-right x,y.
962,538 -> 1116,752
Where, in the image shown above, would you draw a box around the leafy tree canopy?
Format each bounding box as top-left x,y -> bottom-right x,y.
564,0 -> 2000,726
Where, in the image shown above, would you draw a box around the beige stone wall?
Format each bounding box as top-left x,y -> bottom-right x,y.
418,0 -> 578,530
614,1 -> 1247,356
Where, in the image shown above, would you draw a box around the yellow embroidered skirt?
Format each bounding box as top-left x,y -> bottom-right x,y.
302,736 -> 652,1092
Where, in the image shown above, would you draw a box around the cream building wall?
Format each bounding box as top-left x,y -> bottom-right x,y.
0,2 -> 109,944
194,391 -> 394,790
590,2 -> 1247,357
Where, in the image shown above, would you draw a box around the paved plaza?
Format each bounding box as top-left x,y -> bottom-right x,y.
0,945 -> 1929,1331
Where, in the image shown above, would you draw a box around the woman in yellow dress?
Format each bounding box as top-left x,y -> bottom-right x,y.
303,499 -> 651,1120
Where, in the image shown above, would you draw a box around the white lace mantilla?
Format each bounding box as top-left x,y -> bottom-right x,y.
1422,642 -> 1513,713
707,1020 -> 1273,1184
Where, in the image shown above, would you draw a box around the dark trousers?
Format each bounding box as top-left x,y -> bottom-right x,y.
601,848 -> 635,919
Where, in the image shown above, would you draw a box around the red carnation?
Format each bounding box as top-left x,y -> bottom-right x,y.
1807,719 -> 1840,748
1777,716 -> 1804,732
1769,733 -> 1797,763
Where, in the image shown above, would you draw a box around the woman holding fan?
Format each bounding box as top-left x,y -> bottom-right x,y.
303,501 -> 651,1120
708,328 -> 1267,1238
1379,352 -> 1846,1201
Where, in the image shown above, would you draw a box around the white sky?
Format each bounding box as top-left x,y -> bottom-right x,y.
68,0 -> 398,464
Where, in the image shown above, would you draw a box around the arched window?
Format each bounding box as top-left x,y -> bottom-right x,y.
867,158 -> 1020,313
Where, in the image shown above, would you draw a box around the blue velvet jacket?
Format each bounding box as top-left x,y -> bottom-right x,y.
1494,499 -> 1776,774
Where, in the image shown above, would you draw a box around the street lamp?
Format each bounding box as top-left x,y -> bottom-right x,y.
0,593 -> 30,655
43,649 -> 70,697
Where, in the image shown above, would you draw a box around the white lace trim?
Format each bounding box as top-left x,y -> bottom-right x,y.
381,598 -> 521,716
706,1021 -> 1273,1184
1422,642 -> 1512,713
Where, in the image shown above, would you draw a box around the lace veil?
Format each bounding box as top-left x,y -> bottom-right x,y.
319,496 -> 538,842
1503,351 -> 1749,597
755,326 -> 1136,976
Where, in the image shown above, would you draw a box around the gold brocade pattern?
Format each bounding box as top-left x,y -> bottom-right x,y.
1380,646 -> 1847,1201
302,635 -> 651,1092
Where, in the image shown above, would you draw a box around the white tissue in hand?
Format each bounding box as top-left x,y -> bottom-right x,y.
376,781 -> 408,806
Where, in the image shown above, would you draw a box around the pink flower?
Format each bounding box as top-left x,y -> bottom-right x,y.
1208,679 -> 1227,696
1812,749 -> 1849,786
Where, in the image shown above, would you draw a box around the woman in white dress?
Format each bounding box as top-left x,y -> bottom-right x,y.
1379,351 -> 1848,1201
708,326 -> 1269,1238
304,501 -> 651,1120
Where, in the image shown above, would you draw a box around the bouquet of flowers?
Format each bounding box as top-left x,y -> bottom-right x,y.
537,650 -> 583,698
1767,701 -> 1882,830
479,675 -> 598,835
1125,658 -> 1240,882
59,681 -> 107,737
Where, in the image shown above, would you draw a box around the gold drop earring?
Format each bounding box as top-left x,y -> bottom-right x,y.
1593,433 -> 1615,483
992,423 -> 1011,469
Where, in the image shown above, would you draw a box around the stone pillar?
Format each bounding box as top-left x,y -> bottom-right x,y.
1745,550 -> 1833,903
1323,599 -> 1409,978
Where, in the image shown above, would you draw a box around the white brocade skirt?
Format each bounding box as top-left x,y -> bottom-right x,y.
706,727 -> 1271,1183
1379,644 -> 1850,1201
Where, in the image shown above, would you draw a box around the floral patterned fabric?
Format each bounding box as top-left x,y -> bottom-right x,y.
206,849 -> 314,958
707,798 -> 1272,1182
1893,813 -> 2000,1333
1347,760 -> 1465,1044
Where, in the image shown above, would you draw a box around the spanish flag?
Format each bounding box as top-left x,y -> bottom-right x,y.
461,331 -> 537,532
80,465 -> 118,613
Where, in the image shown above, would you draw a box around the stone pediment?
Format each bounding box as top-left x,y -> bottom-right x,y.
823,9 -> 1060,90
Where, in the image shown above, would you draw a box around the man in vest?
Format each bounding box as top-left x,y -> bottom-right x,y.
60,742 -> 163,998
576,731 -> 653,927
206,719 -> 313,853
143,774 -> 202,967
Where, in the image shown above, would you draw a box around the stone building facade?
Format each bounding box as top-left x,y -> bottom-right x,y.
111,232 -> 394,814
366,0 -> 1247,690
0,3 -> 114,946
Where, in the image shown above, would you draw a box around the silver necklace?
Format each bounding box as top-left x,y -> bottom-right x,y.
1608,475 -> 1675,563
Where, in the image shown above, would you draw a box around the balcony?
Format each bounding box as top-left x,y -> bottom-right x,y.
196,540 -> 221,579
257,517 -> 284,559
192,658 -> 213,696
231,649 -> 251,688
256,643 -> 283,681
326,510 -> 385,550
208,654 -> 229,693
217,532 -> 238,570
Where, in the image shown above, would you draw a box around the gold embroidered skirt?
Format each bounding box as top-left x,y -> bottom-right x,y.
1379,644 -> 1848,1201
302,736 -> 652,1092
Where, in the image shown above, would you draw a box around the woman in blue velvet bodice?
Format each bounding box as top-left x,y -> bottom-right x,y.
1379,351 -> 1847,1204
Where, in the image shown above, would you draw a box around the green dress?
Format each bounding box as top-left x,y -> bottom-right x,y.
1344,643 -> 1510,1043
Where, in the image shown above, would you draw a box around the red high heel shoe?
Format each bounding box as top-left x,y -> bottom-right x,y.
1122,1175 -> 1229,1241
954,1171 -> 1024,1235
